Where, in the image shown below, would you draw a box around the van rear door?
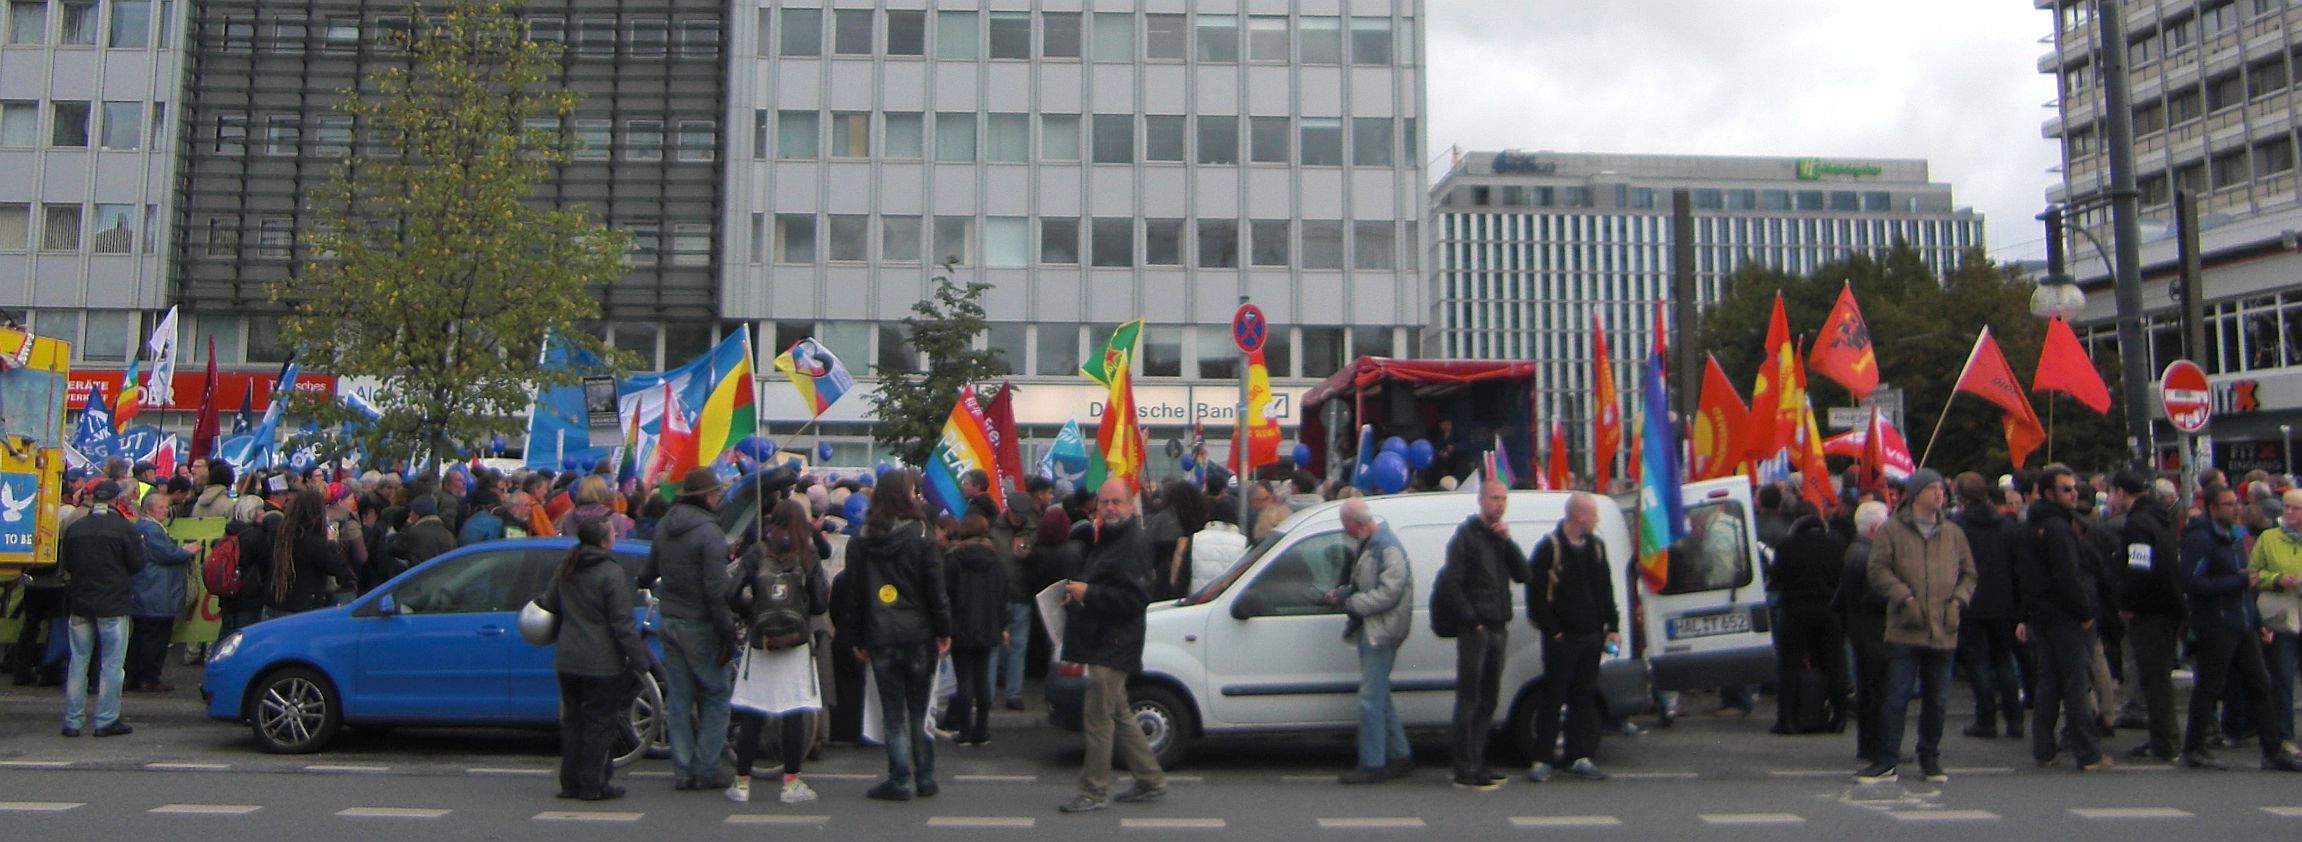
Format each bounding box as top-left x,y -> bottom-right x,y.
1637,477 -> 1777,692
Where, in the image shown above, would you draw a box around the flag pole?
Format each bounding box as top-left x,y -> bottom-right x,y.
2047,393 -> 2056,464
1918,393 -> 1958,469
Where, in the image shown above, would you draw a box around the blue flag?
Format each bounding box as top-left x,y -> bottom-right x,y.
74,382 -> 117,456
1635,353 -> 1684,592
1041,418 -> 1090,485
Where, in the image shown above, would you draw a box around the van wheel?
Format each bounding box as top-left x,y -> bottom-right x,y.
1130,685 -> 1195,770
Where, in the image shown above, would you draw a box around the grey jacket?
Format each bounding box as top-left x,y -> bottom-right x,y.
639,501 -> 737,641
1340,522 -> 1413,647
541,545 -> 653,678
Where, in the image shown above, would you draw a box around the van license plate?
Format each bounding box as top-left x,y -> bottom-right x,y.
1666,611 -> 1752,640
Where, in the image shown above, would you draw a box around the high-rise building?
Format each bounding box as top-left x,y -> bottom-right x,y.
2042,0 -> 2302,473
1429,150 -> 1982,473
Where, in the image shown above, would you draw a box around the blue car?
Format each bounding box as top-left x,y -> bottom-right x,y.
202,537 -> 667,760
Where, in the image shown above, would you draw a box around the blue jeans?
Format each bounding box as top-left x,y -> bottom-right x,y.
1879,643 -> 1955,765
64,615 -> 127,731
1356,637 -> 1409,770
995,602 -> 1033,703
871,642 -> 938,792
2267,632 -> 2299,744
659,618 -> 732,785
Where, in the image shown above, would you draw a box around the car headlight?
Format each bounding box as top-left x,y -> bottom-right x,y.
210,632 -> 242,663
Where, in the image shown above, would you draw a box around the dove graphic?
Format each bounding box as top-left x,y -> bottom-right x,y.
0,481 -> 30,523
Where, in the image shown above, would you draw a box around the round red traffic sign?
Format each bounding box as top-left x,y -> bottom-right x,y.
1232,304 -> 1268,353
2160,359 -> 2211,434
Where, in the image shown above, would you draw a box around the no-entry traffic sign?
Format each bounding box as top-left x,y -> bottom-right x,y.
2160,359 -> 2211,434
1232,304 -> 1268,353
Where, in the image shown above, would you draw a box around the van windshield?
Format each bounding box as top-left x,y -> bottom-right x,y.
1178,528 -> 1286,606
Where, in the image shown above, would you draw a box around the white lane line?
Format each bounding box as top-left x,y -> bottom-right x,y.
627,770 -> 672,779
1890,810 -> 2000,823
534,811 -> 644,823
2107,764 -> 2178,773
2262,806 -> 2302,817
1317,817 -> 1427,829
1282,774 -> 1333,783
0,761 -> 72,769
1613,772 -> 1700,781
1700,813 -> 1805,826
467,767 -> 551,777
2071,807 -> 2193,819
145,762 -> 231,772
953,774 -> 1036,783
1510,815 -> 1622,828
305,764 -> 390,774
1942,767 -> 2014,776
1166,775 -> 1206,783
726,814 -> 830,826
338,807 -> 450,819
0,802 -> 83,812
1767,769 -> 1849,778
927,816 -> 1036,828
1122,817 -> 1227,830
807,772 -> 879,781
151,804 -> 262,815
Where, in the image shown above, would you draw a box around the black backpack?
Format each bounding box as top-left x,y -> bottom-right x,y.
1427,562 -> 1466,639
746,550 -> 811,651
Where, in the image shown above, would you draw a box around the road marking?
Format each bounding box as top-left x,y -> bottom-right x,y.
1613,772 -> 1700,781
1700,813 -> 1805,826
305,764 -> 391,774
0,802 -> 83,812
1942,767 -> 2014,776
534,811 -> 644,823
0,760 -> 71,769
1282,774 -> 1333,783
927,816 -> 1036,828
1510,815 -> 1622,828
1317,817 -> 1426,829
1123,817 -> 1227,830
2071,807 -> 2193,819
338,807 -> 450,819
807,772 -> 879,781
1767,769 -> 1848,778
953,774 -> 1037,783
1166,775 -> 1206,783
1890,810 -> 2000,822
2263,806 -> 2302,817
145,762 -> 231,772
467,767 -> 552,777
726,814 -> 830,826
627,770 -> 672,779
151,804 -> 262,815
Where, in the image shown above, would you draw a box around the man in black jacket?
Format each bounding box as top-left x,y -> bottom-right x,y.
1952,473 -> 2026,739
2018,467 -> 2107,770
1837,501 -> 1892,765
638,468 -> 738,791
1445,480 -> 1527,791
1524,493 -> 1620,783
60,480 -> 145,737
2114,470 -> 2185,761
1057,478 -> 1167,813
1772,510 -> 1852,736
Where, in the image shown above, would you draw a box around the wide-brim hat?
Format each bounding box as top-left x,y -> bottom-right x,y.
679,467 -> 728,498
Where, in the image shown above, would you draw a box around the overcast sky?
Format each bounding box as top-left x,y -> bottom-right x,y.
1424,0 -> 2060,262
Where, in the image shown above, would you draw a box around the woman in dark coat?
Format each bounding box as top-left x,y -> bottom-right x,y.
262,489 -> 355,619
943,514 -> 1010,746
539,520 -> 653,801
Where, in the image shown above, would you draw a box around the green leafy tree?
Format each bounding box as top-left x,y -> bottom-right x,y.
273,0 -> 629,464
868,261 -> 1008,466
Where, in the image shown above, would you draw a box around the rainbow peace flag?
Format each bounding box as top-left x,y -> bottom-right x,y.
772,337 -> 853,418
923,386 -> 1006,519
692,326 -> 756,468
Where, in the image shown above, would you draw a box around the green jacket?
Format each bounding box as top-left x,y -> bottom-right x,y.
1867,509 -> 1977,651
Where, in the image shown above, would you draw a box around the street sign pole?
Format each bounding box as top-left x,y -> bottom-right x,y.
1232,299 -> 1266,531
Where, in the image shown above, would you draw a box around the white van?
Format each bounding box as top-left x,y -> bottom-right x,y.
1045,478 -> 1774,768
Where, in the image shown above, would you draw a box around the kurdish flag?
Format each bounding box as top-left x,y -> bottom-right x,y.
773,337 -> 853,418
923,386 -> 1006,519
693,325 -> 757,469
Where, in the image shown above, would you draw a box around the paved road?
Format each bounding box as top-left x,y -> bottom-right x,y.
6,659 -> 2302,838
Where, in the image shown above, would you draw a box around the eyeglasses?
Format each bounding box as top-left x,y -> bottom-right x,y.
2054,485 -> 2078,495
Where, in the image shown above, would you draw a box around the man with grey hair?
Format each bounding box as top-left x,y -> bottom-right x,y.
1524,493 -> 1619,783
1841,497 -> 1895,765
1328,498 -> 1413,784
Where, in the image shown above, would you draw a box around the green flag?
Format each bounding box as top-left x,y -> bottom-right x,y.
1081,320 -> 1144,386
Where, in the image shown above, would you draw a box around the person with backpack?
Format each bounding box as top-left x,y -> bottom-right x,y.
1438,480 -> 1526,791
943,513 -> 1011,747
1523,493 -> 1623,781
725,498 -> 829,805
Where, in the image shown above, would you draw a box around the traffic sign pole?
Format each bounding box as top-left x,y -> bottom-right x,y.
1233,299 -> 1259,529
2160,359 -> 2212,509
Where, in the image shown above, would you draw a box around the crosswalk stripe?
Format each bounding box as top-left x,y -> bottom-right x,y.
145,762 -> 230,771
535,811 -> 644,822
2071,807 -> 2192,819
1700,813 -> 1804,826
1766,769 -> 1848,778
2261,806 -> 2302,817
726,814 -> 830,826
806,772 -> 879,781
1510,815 -> 1621,828
0,802 -> 83,812
1889,810 -> 1999,822
1122,818 -> 1226,830
928,816 -> 1035,828
1941,767 -> 2014,775
467,768 -> 551,777
0,761 -> 72,769
953,774 -> 1036,783
1613,772 -> 1700,781
1317,817 -> 1425,829
305,764 -> 391,774
151,804 -> 262,815
338,807 -> 450,819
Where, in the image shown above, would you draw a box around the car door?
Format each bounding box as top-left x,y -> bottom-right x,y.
1639,478 -> 1778,691
1204,528 -> 1362,726
353,547 -> 530,721
501,549 -> 572,721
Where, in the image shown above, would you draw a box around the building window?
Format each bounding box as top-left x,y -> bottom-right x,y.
886,9 -> 922,55
877,324 -> 915,373
984,216 -> 1028,267
572,16 -> 612,55
1091,114 -> 1132,163
0,204 -> 26,250
1,100 -> 38,147
87,203 -> 134,253
526,16 -> 563,43
1302,221 -> 1343,269
1143,218 -> 1183,266
1250,116 -> 1288,163
1091,11 -> 1130,61
1143,13 -> 1183,60
2176,160 -> 2207,194
883,112 -> 922,157
1144,115 -> 1185,162
627,220 -> 658,265
2169,89 -> 2203,124
676,19 -> 718,57
670,224 -> 709,267
1196,115 -> 1238,164
985,113 -> 1028,163
2207,72 -> 2244,111
1349,17 -> 1390,65
574,118 -> 609,160
9,0 -> 46,45
83,310 -> 130,360
776,110 -> 817,159
1247,15 -> 1286,61
95,101 -> 142,149
59,0 -> 93,43
2255,136 -> 2294,176
1036,325 -> 1076,376
1298,15 -> 1341,63
1042,11 -> 1078,58
775,214 -> 815,263
881,215 -> 920,262
829,111 -> 867,158
1863,191 -> 1892,211
1198,220 -> 1238,268
2212,147 -> 2247,188
255,216 -> 291,259
832,8 -> 870,55
677,120 -> 714,161
780,7 -> 819,56
41,203 -> 81,251
1196,14 -> 1236,62
1250,220 -> 1288,266
935,112 -> 976,162
1040,217 -> 1078,263
262,115 -> 297,155
1091,218 -> 1132,267
986,11 -> 1027,59
1041,113 -> 1078,160
622,18 -> 665,56
108,0 -> 148,47
824,214 -> 867,262
50,101 -> 91,146
313,115 -> 351,156
2249,57 -> 2289,98
1350,117 -> 1391,166
1299,117 -> 1342,165
933,216 -> 972,265
625,119 -> 663,161
1352,221 -> 1394,270
935,10 -> 975,59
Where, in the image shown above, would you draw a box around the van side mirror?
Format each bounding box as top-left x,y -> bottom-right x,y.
1230,590 -> 1269,621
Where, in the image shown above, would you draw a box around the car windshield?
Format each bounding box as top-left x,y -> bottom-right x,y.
1178,527 -> 1287,606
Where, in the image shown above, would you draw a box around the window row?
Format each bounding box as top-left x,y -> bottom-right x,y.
0,201 -> 158,253
1443,183 -> 1917,215
0,99 -> 161,150
763,8 -> 1406,67
2121,0 -> 2284,68
791,318 -> 1400,380
2134,135 -> 2298,204
755,110 -> 1414,168
203,13 -> 721,58
201,111 -> 717,162
4,0 -> 166,48
746,212 -> 1416,272
2117,48 -> 2302,142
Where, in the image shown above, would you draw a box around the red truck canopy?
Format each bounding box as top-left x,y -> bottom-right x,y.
1296,357 -> 1538,482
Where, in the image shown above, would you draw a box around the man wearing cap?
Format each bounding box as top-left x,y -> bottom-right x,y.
638,468 -> 738,791
1855,469 -> 1976,785
391,493 -> 458,567
59,481 -> 146,737
2112,469 -> 2186,762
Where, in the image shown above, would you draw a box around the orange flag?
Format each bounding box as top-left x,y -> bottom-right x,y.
1809,282 -> 1879,398
2033,315 -> 2111,414
1591,314 -> 1621,490
1690,354 -> 1749,480
1793,362 -> 1834,513
1545,421 -> 1570,491
1952,327 -> 2047,468
1740,293 -> 1794,468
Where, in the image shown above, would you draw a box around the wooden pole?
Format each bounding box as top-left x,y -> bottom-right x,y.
1918,392 -> 1958,470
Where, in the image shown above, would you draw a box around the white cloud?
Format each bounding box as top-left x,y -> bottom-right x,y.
1425,0 -> 2060,261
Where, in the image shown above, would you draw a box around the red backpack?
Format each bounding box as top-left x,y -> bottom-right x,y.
202,531 -> 248,598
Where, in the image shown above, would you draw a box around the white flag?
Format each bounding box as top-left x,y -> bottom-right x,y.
143,306 -> 179,407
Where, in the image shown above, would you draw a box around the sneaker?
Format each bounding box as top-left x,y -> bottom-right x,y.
2265,754 -> 2302,773
59,726 -> 79,738
724,778 -> 750,803
1851,762 -> 1898,784
1615,720 -> 1646,737
1113,783 -> 1166,803
865,781 -> 914,801
92,722 -> 132,737
1058,795 -> 1107,813
2178,751 -> 2229,770
2080,756 -> 2115,772
1338,766 -> 1388,785
1567,758 -> 1608,781
2208,734 -> 2238,750
2126,744 -> 2174,761
781,778 -> 818,803
1451,774 -> 1503,791
915,779 -> 939,799
1920,761 -> 1947,782
2285,740 -> 2302,758
1478,769 -> 1506,784
1525,762 -> 1553,783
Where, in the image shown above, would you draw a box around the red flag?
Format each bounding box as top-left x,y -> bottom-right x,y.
189,337 -> 221,461
1690,354 -> 1749,480
1740,293 -> 1793,467
2033,315 -> 2111,415
984,381 -> 1027,495
1545,421 -> 1570,491
1591,314 -> 1621,490
1809,282 -> 1880,398
1793,366 -> 1834,513
645,381 -> 697,492
1953,327 -> 2047,468
1823,409 -> 1917,483
1230,349 -> 1281,473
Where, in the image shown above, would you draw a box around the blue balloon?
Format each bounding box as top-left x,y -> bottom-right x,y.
1407,439 -> 1436,471
825,472 -> 842,483
1381,436 -> 1407,457
875,462 -> 893,477
816,442 -> 835,462
561,457 -> 578,471
1292,443 -> 1313,468
1372,451 -> 1410,494
842,491 -> 870,525
734,435 -> 778,462
857,472 -> 877,487
1179,454 -> 1196,472
490,435 -> 508,455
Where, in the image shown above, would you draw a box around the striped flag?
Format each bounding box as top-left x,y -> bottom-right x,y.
924,386 -> 1006,519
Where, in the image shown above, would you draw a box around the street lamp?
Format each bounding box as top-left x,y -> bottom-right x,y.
2284,423 -> 2294,483
2030,276 -> 2086,319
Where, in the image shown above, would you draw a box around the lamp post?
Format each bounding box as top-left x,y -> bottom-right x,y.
2284,423 -> 2294,483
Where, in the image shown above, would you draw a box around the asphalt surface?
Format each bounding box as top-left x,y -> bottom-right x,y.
5,657 -> 2302,839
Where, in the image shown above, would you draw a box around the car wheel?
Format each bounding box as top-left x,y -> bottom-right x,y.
613,670 -> 666,768
250,667 -> 341,754
1130,684 -> 1195,770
